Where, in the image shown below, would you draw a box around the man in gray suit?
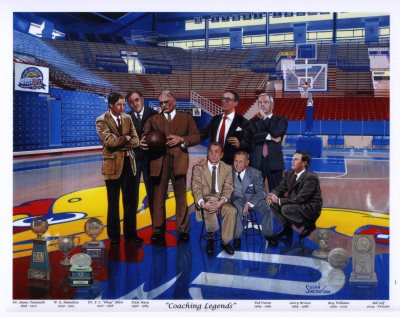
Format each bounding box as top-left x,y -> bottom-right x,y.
231,151 -> 277,249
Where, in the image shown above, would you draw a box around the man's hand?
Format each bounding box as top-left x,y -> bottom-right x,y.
271,136 -> 282,143
267,193 -> 279,205
139,136 -> 149,150
227,137 -> 240,148
166,134 -> 183,147
255,108 -> 267,120
196,158 -> 206,166
242,203 -> 250,216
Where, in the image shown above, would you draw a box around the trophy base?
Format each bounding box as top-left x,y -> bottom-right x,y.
28,267 -> 51,280
82,241 -> 105,259
349,272 -> 378,283
312,249 -> 329,259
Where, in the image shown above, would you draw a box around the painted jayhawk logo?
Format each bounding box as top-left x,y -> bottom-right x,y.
18,67 -> 46,90
13,184 -> 389,300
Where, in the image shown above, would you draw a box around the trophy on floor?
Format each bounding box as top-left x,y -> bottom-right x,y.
312,229 -> 330,259
56,235 -> 80,266
350,234 -> 378,283
82,217 -> 105,259
28,217 -> 51,280
69,253 -> 93,287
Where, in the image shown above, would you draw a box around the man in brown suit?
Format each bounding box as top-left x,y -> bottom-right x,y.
96,92 -> 140,246
191,143 -> 236,255
141,90 -> 200,243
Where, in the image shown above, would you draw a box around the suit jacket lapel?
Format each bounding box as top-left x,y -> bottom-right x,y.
204,165 -> 212,191
226,114 -> 239,138
105,112 -> 120,136
217,163 -> 224,192
242,168 -> 251,191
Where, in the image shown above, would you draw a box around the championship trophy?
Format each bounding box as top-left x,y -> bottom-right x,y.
28,217 -> 51,280
69,253 -> 93,287
312,229 -> 330,259
56,235 -> 80,266
82,217 -> 105,259
350,234 -> 378,283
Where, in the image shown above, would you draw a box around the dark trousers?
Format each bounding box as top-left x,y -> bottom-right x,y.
270,202 -> 315,229
105,158 -> 137,240
133,151 -> 154,220
260,155 -> 283,192
152,154 -> 189,235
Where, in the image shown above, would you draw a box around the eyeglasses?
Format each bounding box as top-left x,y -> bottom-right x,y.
220,97 -> 234,102
159,100 -> 171,106
131,98 -> 140,103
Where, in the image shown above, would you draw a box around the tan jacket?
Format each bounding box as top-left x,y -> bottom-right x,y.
96,111 -> 139,180
142,111 -> 200,177
191,160 -> 234,219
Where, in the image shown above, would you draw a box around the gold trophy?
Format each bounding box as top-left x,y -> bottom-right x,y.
56,235 -> 80,266
82,217 -> 105,259
28,217 -> 51,280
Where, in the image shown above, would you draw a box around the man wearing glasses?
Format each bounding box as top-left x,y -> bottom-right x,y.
201,91 -> 252,165
127,91 -> 158,223
250,93 -> 288,192
141,90 -> 200,243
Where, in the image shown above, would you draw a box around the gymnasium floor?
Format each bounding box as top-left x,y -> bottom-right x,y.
12,145 -> 389,300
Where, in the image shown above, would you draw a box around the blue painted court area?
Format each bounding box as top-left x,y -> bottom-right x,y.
284,155 -> 346,174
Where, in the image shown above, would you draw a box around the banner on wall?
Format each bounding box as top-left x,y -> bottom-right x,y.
14,62 -> 49,93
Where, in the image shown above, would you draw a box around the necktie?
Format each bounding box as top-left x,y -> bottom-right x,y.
262,141 -> 269,157
167,113 -> 172,123
218,115 -> 227,145
136,113 -> 142,132
211,166 -> 217,194
237,172 -> 242,182
117,117 -> 122,134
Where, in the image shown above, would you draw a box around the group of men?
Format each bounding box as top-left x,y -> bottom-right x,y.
96,90 -> 322,255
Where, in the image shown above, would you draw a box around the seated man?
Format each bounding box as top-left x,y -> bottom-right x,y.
191,142 -> 236,255
267,150 -> 322,239
231,151 -> 277,248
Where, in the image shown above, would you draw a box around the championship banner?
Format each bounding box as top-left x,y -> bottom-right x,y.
14,62 -> 49,93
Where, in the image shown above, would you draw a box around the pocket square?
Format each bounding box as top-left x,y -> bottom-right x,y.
249,184 -> 253,187
235,127 -> 242,132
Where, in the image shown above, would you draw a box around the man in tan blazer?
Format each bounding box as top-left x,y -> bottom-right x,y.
191,142 -> 236,255
96,92 -> 140,246
141,90 -> 200,243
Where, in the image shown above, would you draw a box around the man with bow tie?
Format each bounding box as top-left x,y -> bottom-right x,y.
250,93 -> 288,192
267,151 -> 322,240
201,91 -> 252,165
96,92 -> 140,246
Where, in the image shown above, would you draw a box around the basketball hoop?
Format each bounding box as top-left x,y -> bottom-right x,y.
299,81 -> 310,98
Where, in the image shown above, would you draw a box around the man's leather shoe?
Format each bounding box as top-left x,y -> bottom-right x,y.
276,225 -> 293,238
126,236 -> 144,244
266,236 -> 278,247
179,232 -> 190,241
110,239 -> 120,247
206,239 -> 214,255
151,233 -> 164,244
221,242 -> 235,255
233,238 -> 241,249
299,225 -> 316,239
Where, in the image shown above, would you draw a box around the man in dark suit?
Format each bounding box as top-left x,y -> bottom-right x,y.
231,151 -> 277,248
127,91 -> 157,221
267,151 -> 322,239
141,90 -> 200,243
201,91 -> 252,165
96,92 -> 140,246
250,93 -> 288,192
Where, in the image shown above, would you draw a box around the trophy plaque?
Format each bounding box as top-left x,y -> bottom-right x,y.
312,229 -> 330,259
56,235 -> 80,266
69,253 -> 93,287
82,217 -> 105,259
349,235 -> 378,283
28,217 -> 51,280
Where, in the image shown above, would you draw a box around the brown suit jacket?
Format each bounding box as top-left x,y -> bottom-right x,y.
191,161 -> 234,219
96,111 -> 139,180
143,111 -> 200,177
